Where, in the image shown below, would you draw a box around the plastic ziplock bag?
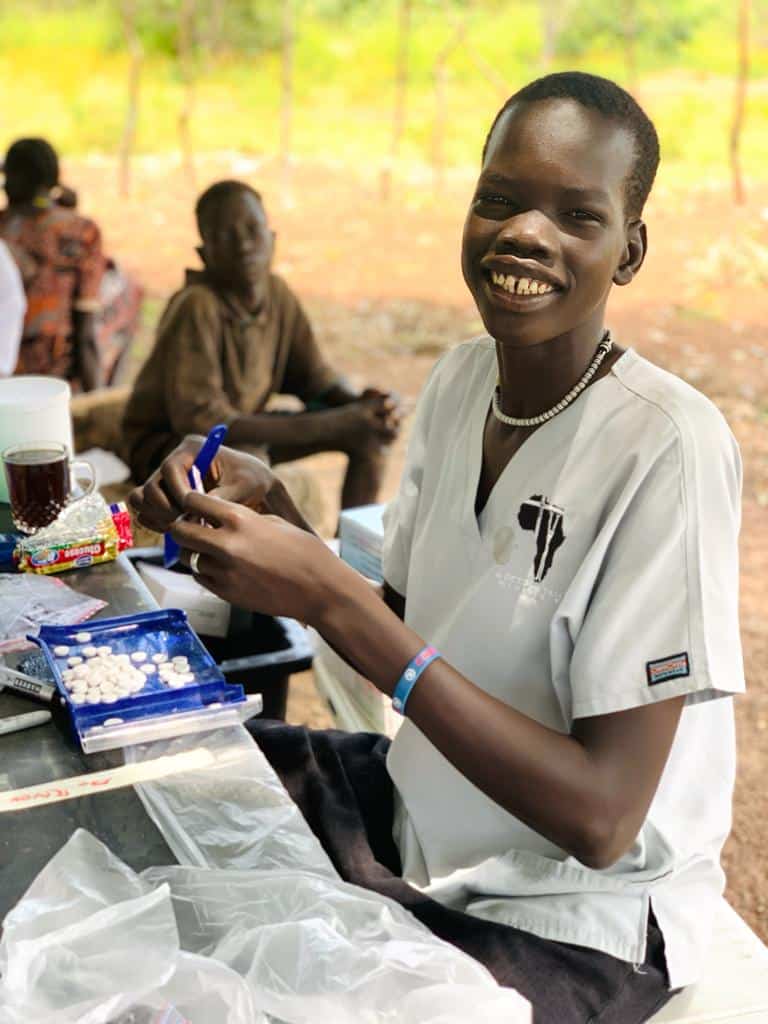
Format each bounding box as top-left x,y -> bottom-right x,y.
0,726 -> 531,1023
0,572 -> 106,653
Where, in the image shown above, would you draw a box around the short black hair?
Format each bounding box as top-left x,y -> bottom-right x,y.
195,179 -> 263,237
3,138 -> 59,201
482,72 -> 660,219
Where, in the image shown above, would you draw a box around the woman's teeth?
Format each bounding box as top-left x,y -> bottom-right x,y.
490,272 -> 555,296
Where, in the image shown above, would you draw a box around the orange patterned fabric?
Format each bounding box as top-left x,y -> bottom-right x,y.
0,205 -> 104,379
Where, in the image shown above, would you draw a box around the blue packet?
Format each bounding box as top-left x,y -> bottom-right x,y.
0,532 -> 21,572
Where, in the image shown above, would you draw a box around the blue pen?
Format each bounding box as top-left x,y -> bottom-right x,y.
164,423 -> 229,568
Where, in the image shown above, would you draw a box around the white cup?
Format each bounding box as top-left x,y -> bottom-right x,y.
0,376 -> 74,503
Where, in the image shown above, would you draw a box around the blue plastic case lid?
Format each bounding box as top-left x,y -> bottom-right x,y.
32,608 -> 247,749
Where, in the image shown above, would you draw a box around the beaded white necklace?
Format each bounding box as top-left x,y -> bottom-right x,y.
492,332 -> 613,428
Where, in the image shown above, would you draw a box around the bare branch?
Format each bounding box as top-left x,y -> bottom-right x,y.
118,0 -> 143,197
730,0 -> 751,205
382,0 -> 412,199
281,0 -> 295,183
178,0 -> 196,183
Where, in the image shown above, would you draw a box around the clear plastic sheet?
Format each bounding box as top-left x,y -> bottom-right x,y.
0,727 -> 531,1023
0,831 -> 265,1024
128,725 -> 339,877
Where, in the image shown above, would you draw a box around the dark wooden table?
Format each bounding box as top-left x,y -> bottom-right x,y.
0,519 -> 177,923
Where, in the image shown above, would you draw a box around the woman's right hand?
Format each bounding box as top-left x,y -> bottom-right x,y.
128,437 -> 312,535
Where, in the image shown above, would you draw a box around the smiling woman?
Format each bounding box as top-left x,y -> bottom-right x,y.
130,72 -> 744,1024
462,99 -> 647,380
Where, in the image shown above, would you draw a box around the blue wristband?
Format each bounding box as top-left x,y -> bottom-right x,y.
392,645 -> 440,715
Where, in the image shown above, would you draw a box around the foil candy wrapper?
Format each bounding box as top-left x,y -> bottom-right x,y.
15,494 -> 134,575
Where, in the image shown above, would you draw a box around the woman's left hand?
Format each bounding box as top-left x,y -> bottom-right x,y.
170,491 -> 341,623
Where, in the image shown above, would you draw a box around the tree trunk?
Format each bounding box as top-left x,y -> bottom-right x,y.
432,9 -> 469,193
118,0 -> 142,197
382,0 -> 412,199
622,0 -> 638,92
432,50 -> 449,194
540,0 -> 558,67
730,0 -> 751,204
178,0 -> 196,183
207,0 -> 225,55
281,0 -> 294,186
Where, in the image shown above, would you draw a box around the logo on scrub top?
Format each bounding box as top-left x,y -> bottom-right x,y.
517,495 -> 565,582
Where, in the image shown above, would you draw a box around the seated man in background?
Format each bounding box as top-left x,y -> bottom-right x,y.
123,180 -> 401,512
0,138 -> 105,390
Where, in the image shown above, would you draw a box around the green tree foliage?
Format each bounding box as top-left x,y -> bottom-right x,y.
113,0 -> 283,57
555,0 -> 719,61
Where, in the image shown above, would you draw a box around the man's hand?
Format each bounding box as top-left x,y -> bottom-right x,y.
324,391 -> 402,453
128,437 -> 313,535
361,387 -> 402,435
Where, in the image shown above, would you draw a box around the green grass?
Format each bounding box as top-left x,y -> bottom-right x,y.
1,0 -> 767,182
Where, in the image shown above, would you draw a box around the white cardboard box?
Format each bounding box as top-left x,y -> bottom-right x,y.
339,503 -> 386,583
310,628 -> 401,738
136,561 -> 231,638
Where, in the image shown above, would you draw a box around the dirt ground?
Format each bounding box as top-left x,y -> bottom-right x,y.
71,153 -> 767,941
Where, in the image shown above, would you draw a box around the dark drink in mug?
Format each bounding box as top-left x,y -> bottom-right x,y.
2,442 -> 95,533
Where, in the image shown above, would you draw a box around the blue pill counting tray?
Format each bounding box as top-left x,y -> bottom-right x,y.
31,609 -> 262,753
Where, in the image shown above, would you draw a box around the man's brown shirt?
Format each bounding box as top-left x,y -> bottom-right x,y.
123,270 -> 337,482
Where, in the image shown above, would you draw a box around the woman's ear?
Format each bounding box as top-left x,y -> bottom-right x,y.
614,220 -> 647,286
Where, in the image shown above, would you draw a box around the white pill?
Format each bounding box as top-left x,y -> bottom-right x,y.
151,653 -> 167,664
74,632 -> 92,643
167,677 -> 186,689
130,651 -> 147,663
97,645 -> 112,656
172,656 -> 189,667
68,656 -> 83,667
176,672 -> 195,684
71,694 -> 87,705
54,645 -> 69,657
116,653 -> 130,664
82,645 -> 98,658
62,668 -> 75,680
104,717 -> 124,726
139,663 -> 157,675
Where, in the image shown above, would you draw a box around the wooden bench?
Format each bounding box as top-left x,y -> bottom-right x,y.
69,386 -> 330,541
